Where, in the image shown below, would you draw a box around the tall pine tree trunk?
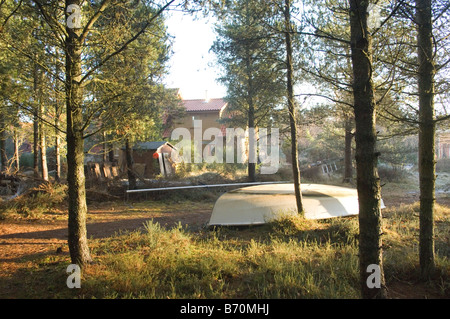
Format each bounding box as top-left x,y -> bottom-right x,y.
65,0 -> 91,266
125,138 -> 137,190
37,65 -> 48,181
13,132 -> 19,173
13,106 -> 20,173
0,113 -> 7,172
349,0 -> 386,298
39,100 -> 48,181
416,0 -> 435,280
39,129 -> 48,180
343,117 -> 353,183
248,105 -> 256,182
103,131 -> 108,163
55,118 -> 61,182
245,54 -> 256,182
284,0 -> 303,215
33,61 -> 40,178
55,52 -> 62,182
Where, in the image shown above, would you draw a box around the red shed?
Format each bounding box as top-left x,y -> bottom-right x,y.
119,141 -> 178,178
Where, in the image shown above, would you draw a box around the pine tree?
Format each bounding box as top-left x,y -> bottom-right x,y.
212,0 -> 286,181
348,0 -> 387,298
31,0 -> 175,265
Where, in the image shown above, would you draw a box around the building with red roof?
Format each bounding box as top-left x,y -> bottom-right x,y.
163,97 -> 229,140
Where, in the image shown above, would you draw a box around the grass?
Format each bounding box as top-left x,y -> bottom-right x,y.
76,216 -> 361,299
1,179 -> 449,299
383,203 -> 450,284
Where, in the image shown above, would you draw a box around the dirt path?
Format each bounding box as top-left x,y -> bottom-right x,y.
0,201 -> 213,291
1,193 -> 448,299
2,194 -> 448,272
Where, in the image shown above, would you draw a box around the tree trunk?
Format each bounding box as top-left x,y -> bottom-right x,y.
0,113 -> 7,172
349,0 -> 387,298
246,58 -> 256,182
33,61 -> 40,178
103,131 -> 108,163
55,52 -> 62,183
39,129 -> 48,180
343,118 -> 353,183
13,106 -> 20,173
241,26 -> 257,182
108,147 -> 115,162
125,138 -> 137,190
284,0 -> 303,215
39,104 -> 48,181
13,132 -> 19,173
65,0 -> 92,266
37,65 -> 49,181
55,121 -> 61,182
33,113 -> 39,177
248,111 -> 256,182
416,0 -> 436,280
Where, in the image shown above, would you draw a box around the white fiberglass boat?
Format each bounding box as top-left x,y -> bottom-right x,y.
208,183 -> 385,226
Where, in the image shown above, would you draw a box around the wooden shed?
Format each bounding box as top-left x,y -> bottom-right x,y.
119,141 -> 178,178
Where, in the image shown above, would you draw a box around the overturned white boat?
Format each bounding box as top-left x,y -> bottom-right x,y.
208,183 -> 385,226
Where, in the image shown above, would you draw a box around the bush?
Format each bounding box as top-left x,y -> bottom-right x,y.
19,152 -> 34,169
436,158 -> 450,172
0,182 -> 67,219
378,165 -> 408,182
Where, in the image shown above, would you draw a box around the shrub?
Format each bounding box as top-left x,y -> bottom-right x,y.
0,183 -> 67,219
378,165 -> 408,182
436,158 -> 450,173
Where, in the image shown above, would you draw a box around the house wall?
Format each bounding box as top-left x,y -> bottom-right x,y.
172,110 -> 223,142
437,131 -> 450,159
170,110 -> 226,160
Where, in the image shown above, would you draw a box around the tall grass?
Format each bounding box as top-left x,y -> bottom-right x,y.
383,203 -> 450,287
78,215 -> 361,299
75,203 -> 449,299
4,200 -> 449,299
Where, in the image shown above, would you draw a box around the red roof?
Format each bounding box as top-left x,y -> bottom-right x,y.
183,98 -> 227,112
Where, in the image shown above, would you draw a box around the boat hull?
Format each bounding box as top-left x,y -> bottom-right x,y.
208,183 -> 384,226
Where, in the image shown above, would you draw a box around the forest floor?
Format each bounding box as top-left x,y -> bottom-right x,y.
0,171 -> 449,299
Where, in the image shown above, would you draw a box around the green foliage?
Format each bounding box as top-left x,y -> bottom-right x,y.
377,132 -> 418,167
18,152 -> 34,168
377,165 -> 409,182
0,183 -> 67,219
86,2 -> 179,147
211,0 -> 288,130
0,1 -> 178,174
298,121 -> 345,164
